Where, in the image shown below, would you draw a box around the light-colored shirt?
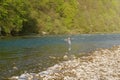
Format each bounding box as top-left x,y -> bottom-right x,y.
67,37 -> 71,45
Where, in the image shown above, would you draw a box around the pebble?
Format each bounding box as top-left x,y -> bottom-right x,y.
63,55 -> 68,60
9,46 -> 120,80
13,66 -> 18,70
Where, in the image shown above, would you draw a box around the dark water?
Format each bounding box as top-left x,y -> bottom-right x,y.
1,34 -> 120,79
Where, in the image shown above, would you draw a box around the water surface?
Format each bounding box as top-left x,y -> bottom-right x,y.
0,34 -> 120,79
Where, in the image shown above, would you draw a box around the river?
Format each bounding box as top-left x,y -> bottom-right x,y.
0,34 -> 120,79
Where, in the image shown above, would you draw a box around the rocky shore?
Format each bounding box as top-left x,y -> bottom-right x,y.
10,46 -> 120,80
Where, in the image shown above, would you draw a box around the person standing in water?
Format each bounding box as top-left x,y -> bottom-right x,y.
64,37 -> 72,53
67,37 -> 71,51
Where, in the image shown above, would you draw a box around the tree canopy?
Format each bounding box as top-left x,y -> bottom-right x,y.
0,0 -> 120,36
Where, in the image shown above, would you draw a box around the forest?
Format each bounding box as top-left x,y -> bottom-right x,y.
1,0 -> 120,36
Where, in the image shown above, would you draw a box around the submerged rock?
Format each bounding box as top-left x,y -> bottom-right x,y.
63,55 -> 68,60
9,46 -> 120,80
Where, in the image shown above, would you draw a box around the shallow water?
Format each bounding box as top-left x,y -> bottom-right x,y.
1,34 -> 120,79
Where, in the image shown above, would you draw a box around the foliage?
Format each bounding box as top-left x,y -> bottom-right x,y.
0,0 -> 27,35
1,0 -> 120,36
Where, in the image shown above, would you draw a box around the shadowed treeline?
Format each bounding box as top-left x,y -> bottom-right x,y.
0,0 -> 120,36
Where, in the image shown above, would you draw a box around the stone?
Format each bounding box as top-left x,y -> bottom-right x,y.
9,46 -> 120,80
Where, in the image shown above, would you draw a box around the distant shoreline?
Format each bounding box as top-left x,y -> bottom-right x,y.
1,32 -> 120,38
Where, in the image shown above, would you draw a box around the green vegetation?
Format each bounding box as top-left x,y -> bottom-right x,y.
1,0 -> 120,36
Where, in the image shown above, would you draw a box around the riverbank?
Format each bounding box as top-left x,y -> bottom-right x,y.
9,46 -> 120,80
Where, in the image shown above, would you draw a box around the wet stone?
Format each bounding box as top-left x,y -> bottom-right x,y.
9,46 -> 120,80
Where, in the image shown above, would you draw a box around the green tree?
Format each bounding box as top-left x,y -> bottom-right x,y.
0,0 -> 27,35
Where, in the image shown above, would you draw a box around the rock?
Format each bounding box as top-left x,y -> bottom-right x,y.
9,46 -> 120,80
63,55 -> 68,60
19,74 -> 28,80
13,66 -> 18,70
9,76 -> 19,80
49,56 -> 56,59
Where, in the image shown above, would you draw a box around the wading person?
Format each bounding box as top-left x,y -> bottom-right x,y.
64,37 -> 72,53
67,37 -> 71,51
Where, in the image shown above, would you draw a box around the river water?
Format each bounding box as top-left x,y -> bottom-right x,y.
0,34 -> 120,79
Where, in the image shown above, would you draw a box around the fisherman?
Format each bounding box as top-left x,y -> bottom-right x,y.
67,37 -> 71,51
64,37 -> 72,52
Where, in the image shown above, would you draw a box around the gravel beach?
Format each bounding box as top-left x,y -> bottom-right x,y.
10,46 -> 120,80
